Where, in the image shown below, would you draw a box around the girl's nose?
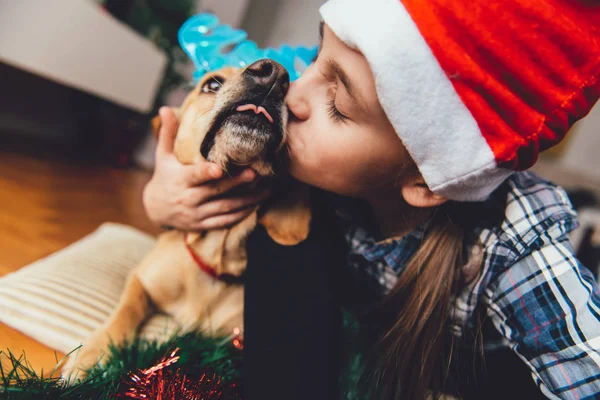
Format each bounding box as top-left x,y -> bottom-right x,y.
285,80 -> 310,121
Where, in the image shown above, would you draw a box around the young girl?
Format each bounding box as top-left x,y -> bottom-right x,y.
143,0 -> 600,398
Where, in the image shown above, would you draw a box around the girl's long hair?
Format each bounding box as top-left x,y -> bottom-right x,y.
364,203 -> 467,399
359,156 -> 491,399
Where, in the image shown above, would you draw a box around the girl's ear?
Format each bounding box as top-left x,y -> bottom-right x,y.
401,178 -> 447,208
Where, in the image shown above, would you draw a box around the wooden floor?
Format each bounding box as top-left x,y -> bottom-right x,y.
0,150 -> 160,375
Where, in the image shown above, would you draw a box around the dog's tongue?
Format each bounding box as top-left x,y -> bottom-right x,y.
236,104 -> 274,124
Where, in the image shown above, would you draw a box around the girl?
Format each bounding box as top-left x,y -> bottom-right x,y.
143,0 -> 600,398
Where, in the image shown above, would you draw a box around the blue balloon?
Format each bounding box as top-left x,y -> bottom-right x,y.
178,13 -> 317,82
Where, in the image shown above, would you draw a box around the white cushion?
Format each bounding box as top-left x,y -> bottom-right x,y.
0,223 -> 178,354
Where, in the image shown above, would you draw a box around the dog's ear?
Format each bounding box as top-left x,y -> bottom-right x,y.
151,115 -> 162,138
150,107 -> 181,138
259,181 -> 311,246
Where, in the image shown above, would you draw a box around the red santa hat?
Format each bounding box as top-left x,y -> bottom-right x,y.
320,0 -> 600,201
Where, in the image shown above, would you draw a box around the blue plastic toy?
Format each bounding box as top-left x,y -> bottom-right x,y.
178,13 -> 318,82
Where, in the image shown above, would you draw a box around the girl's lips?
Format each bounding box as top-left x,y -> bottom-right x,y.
235,104 -> 274,124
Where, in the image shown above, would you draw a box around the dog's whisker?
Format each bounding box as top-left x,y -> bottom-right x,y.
197,108 -> 213,117
228,153 -> 253,166
221,164 -> 231,176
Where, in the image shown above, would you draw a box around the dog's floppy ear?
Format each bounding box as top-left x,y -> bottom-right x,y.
150,107 -> 181,138
259,181 -> 311,246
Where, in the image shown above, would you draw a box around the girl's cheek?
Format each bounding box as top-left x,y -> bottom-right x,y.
293,113 -> 326,150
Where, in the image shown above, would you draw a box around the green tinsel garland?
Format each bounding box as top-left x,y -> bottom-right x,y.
0,312 -> 366,399
0,330 -> 243,400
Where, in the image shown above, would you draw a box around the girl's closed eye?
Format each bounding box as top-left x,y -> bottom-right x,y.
327,90 -> 349,123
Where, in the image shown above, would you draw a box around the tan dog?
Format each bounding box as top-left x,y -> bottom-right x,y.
62,60 -> 311,380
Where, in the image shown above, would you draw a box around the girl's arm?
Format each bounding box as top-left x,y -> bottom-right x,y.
487,237 -> 600,399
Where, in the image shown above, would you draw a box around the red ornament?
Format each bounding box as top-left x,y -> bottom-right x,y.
117,348 -> 243,400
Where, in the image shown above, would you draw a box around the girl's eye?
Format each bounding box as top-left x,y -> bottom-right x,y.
201,77 -> 224,93
327,98 -> 349,123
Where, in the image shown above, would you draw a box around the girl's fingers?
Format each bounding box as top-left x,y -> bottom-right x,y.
186,169 -> 257,197
182,162 -> 224,186
192,189 -> 271,219
192,206 -> 257,231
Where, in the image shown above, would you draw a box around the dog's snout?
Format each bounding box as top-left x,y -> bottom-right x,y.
244,59 -> 289,98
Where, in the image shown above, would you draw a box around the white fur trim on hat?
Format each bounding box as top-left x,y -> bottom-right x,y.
320,0 -> 512,201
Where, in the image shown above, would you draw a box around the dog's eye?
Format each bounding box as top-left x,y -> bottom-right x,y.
201,77 -> 224,94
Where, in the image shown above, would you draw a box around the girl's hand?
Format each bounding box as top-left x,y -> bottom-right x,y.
143,107 -> 271,231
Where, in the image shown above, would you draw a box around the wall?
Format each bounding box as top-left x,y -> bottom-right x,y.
242,0 -> 323,48
560,102 -> 600,182
200,0 -> 250,29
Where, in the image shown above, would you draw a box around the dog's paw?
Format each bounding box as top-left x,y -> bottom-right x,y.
60,346 -> 105,385
60,354 -> 87,385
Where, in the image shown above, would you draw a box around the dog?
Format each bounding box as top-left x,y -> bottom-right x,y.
61,59 -> 312,380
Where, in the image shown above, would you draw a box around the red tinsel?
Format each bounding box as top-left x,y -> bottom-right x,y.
117,346 -> 243,400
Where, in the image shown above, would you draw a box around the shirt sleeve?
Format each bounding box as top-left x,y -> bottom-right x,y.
486,236 -> 600,400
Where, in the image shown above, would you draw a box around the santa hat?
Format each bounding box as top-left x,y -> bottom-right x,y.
320,0 -> 600,201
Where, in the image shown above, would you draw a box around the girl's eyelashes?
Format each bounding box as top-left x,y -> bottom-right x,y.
327,87 -> 349,123
327,99 -> 348,123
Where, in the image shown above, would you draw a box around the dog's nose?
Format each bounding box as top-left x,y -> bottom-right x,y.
244,59 -> 290,98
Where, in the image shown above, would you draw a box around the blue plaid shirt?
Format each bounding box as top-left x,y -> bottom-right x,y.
341,171 -> 600,399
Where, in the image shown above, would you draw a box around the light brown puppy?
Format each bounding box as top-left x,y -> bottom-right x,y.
62,60 -> 311,380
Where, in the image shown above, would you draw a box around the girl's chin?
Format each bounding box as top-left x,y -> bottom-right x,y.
285,161 -> 313,187
286,160 -> 302,181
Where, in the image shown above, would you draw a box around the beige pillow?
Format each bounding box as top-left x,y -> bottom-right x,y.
0,223 -> 179,354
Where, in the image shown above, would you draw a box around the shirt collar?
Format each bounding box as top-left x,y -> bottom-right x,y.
331,193 -> 425,273
360,226 -> 424,272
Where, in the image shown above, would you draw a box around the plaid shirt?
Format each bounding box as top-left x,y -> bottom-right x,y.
340,171 -> 600,399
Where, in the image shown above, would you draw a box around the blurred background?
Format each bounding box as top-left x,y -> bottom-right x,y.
0,0 -> 598,371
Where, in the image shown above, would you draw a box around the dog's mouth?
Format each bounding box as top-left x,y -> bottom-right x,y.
200,100 -> 285,163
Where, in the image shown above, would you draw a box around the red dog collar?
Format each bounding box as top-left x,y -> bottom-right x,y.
184,233 -> 244,284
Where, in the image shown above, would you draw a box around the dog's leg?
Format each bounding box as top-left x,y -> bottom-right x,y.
61,273 -> 152,383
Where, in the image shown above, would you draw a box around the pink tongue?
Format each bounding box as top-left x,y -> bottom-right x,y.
236,104 -> 274,124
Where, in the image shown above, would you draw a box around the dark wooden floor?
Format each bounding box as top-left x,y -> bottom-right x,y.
0,150 -> 160,374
